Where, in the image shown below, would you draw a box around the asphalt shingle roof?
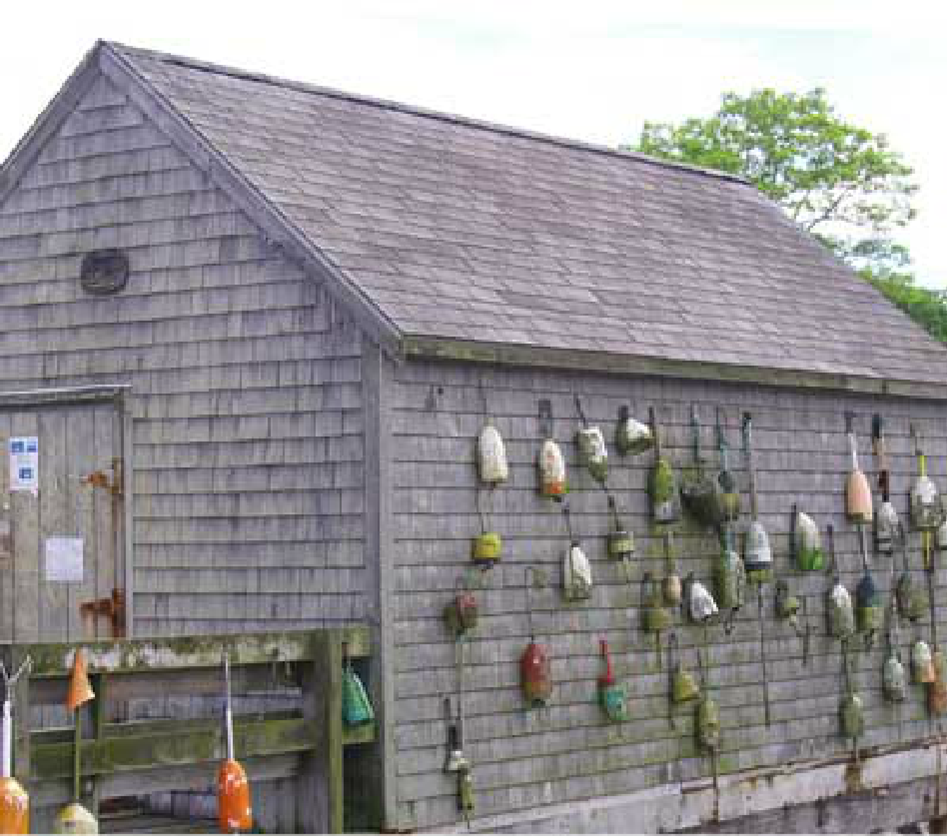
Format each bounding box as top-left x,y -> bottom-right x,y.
111,43 -> 947,384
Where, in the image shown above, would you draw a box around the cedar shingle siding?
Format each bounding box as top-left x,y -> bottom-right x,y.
2,41 -> 947,833
388,361 -> 947,829
0,73 -> 367,636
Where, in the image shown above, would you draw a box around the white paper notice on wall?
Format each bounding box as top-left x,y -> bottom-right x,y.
45,537 -> 83,583
9,436 -> 39,495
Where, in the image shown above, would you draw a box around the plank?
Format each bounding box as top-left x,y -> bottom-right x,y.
11,645 -> 31,782
11,410 -> 40,641
297,631 -> 344,833
31,753 -> 302,807
120,400 -> 134,637
68,403 -> 96,639
401,336 -> 947,402
0,411 -> 13,640
327,634 -> 344,833
89,672 -> 109,814
32,715 -> 315,779
360,342 -> 398,830
92,403 -> 118,629
37,407 -> 68,643
19,625 -> 369,675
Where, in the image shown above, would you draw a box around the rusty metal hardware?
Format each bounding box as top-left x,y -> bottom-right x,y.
83,458 -> 123,498
80,588 -> 126,638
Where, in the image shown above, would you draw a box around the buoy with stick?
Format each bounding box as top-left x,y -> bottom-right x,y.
54,649 -> 98,834
218,652 -> 252,833
0,656 -> 31,835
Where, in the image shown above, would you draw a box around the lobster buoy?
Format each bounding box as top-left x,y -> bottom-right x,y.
55,651 -> 97,834
913,639 -> 936,684
218,654 -> 252,833
538,438 -> 567,499
477,423 -> 508,486
54,802 -> 98,834
0,776 -> 28,835
218,758 -> 252,833
0,679 -> 28,836
563,542 -> 592,601
520,640 -> 553,708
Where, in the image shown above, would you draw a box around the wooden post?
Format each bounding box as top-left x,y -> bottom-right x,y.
297,631 -> 344,833
89,673 -> 107,817
327,632 -> 344,834
10,646 -> 30,784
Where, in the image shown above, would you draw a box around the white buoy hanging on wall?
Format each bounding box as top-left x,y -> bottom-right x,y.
537,398 -> 568,499
574,395 -> 608,484
562,506 -> 592,601
477,422 -> 508,486
539,438 -> 567,499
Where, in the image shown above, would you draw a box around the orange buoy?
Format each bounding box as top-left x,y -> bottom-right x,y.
66,650 -> 95,712
0,775 -> 29,835
218,654 -> 252,833
218,758 -> 252,833
55,650 -> 98,834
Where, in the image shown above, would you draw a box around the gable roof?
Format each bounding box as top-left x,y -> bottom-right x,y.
4,41 -> 947,396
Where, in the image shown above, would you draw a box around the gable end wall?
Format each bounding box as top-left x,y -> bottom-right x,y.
0,71 -> 369,635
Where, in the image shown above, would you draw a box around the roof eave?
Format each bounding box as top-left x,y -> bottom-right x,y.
402,335 -> 947,401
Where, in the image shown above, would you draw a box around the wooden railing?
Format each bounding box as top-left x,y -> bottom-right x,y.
0,626 -> 373,833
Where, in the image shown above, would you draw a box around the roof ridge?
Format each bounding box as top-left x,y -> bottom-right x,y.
104,40 -> 750,187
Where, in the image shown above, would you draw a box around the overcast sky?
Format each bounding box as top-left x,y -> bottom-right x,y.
1,1 -> 944,287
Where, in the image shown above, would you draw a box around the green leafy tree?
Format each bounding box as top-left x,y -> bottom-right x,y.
634,88 -> 917,272
634,88 -> 947,345
866,271 -> 947,345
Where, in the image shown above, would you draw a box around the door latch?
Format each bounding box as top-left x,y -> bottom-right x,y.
83,458 -> 123,498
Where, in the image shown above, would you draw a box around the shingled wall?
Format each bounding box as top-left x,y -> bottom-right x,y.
0,72 -> 368,636
389,358 -> 947,831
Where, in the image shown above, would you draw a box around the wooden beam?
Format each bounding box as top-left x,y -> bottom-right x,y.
29,715 -> 374,752
119,392 -> 135,638
0,385 -> 130,412
29,664 -> 296,706
328,634 -> 344,833
297,632 -> 345,833
677,771 -> 946,834
11,646 -> 30,783
31,753 -> 303,807
359,340 -> 399,831
13,626 -> 370,676
32,716 -> 314,780
402,336 -> 947,402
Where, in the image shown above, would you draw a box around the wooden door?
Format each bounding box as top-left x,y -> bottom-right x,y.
0,399 -> 125,642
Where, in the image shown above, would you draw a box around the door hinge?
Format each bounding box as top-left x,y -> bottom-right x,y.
80,587 -> 126,638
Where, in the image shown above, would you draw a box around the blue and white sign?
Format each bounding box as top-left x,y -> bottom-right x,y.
9,436 -> 38,495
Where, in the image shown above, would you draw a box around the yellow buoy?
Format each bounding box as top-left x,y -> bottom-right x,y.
54,802 -> 99,834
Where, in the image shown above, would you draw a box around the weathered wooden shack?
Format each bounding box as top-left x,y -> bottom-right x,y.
2,40 -> 947,833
